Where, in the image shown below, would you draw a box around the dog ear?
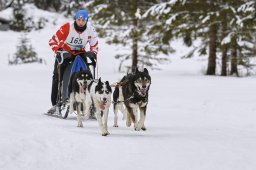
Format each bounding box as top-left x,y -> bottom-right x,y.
106,81 -> 112,92
144,68 -> 149,74
98,77 -> 102,83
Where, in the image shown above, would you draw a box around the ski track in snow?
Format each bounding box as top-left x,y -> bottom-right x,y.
0,61 -> 255,170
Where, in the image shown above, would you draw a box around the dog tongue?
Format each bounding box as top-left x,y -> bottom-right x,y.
100,104 -> 105,110
140,89 -> 146,95
80,85 -> 86,93
99,101 -> 106,110
80,88 -> 84,94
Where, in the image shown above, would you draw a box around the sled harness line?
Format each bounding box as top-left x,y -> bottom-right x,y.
110,81 -> 125,87
112,92 -> 135,104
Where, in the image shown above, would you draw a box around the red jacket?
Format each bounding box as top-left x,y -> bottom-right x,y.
49,21 -> 98,56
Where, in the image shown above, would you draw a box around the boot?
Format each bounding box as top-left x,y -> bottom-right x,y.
47,105 -> 56,114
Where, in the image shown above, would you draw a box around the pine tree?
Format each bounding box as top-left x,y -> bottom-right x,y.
219,0 -> 256,76
0,0 -> 14,10
145,0 -> 213,74
33,0 -> 62,11
146,0 -> 256,76
9,0 -> 26,31
9,34 -> 39,64
88,0 -> 169,72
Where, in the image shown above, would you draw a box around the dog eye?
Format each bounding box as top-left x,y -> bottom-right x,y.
99,90 -> 104,94
105,91 -> 109,94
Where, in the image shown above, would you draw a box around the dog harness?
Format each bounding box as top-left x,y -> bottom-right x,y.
112,92 -> 135,104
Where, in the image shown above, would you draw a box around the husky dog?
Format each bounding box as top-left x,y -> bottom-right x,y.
86,78 -> 112,136
68,70 -> 93,127
114,68 -> 151,131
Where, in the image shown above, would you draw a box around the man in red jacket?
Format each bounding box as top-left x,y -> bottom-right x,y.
48,9 -> 98,114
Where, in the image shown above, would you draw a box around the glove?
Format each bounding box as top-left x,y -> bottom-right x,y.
53,40 -> 64,53
55,50 -> 62,63
56,48 -> 63,52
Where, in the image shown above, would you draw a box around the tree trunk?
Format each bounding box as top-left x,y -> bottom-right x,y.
0,0 -> 3,10
131,34 -> 138,72
221,46 -> 228,76
131,0 -> 138,72
221,11 -> 227,76
206,22 -> 217,75
230,36 -> 239,76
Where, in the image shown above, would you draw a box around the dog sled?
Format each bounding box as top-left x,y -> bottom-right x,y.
46,50 -> 97,119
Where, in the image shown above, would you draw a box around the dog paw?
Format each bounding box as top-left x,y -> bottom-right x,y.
141,126 -> 147,131
134,127 -> 141,131
134,124 -> 142,131
101,129 -> 110,136
126,121 -> 131,127
77,123 -> 83,127
101,131 -> 110,136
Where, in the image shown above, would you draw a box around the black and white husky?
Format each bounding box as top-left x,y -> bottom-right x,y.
113,68 -> 151,131
86,78 -> 112,136
68,70 -> 93,127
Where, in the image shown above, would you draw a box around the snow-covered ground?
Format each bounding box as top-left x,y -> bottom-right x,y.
1,6 -> 256,170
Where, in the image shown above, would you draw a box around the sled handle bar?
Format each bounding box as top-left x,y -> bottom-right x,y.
55,51 -> 96,66
56,51 -> 71,64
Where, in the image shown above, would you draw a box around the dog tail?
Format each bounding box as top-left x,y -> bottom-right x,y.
113,86 -> 119,102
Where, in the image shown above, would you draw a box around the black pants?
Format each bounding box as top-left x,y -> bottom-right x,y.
51,52 -> 95,106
